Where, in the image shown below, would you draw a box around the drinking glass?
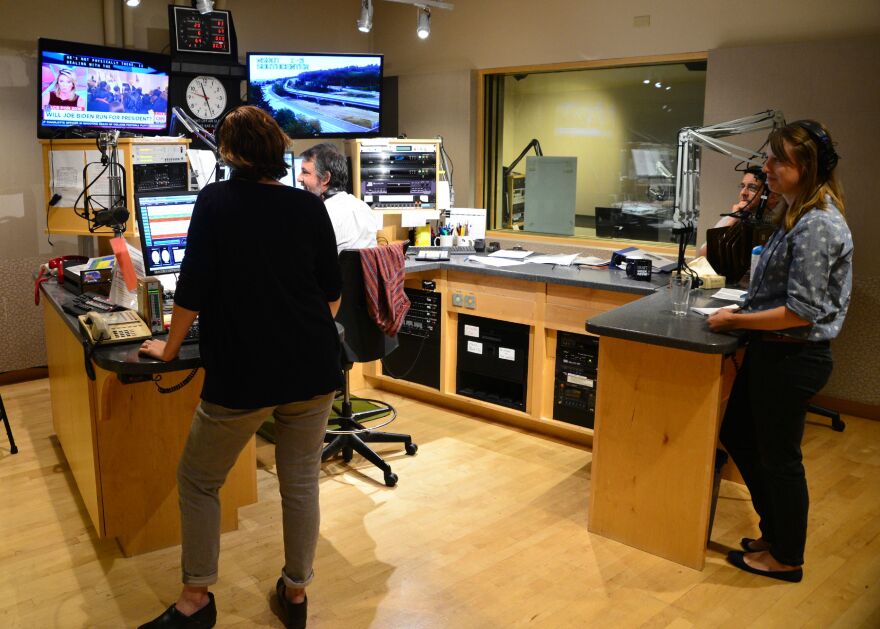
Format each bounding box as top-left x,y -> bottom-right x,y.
670,273 -> 692,316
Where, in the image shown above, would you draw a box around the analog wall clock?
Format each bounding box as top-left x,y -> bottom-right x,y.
185,75 -> 228,121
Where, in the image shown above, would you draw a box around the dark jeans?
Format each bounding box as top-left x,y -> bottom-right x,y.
720,337 -> 833,566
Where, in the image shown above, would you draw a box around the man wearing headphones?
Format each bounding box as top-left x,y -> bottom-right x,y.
298,143 -> 379,253
698,166 -> 779,257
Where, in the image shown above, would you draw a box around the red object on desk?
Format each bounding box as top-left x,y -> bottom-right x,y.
110,237 -> 138,291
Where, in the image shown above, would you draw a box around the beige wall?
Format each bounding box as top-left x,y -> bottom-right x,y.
373,0 -> 880,210
1,1 -> 878,405
699,39 -> 880,405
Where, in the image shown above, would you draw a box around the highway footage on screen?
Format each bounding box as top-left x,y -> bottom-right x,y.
248,54 -> 381,137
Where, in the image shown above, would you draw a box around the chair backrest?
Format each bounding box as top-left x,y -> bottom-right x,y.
337,249 -> 399,363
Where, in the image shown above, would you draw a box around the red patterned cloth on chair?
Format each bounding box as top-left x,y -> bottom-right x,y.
359,242 -> 411,336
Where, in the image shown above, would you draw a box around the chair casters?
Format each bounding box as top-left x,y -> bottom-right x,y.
405,442 -> 418,455
384,471 -> 398,487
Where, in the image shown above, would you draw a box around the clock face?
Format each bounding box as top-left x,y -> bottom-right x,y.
185,75 -> 228,120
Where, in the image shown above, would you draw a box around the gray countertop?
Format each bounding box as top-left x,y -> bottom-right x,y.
406,255 -> 667,295
41,282 -> 201,377
586,289 -> 743,354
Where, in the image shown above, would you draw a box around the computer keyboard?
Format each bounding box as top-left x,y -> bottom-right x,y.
408,246 -> 476,256
155,320 -> 200,344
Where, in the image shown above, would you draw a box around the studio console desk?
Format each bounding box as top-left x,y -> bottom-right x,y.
39,282 -> 256,557
360,256 -> 664,444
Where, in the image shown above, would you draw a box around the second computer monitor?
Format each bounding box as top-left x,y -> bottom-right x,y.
134,191 -> 199,276
280,153 -> 305,189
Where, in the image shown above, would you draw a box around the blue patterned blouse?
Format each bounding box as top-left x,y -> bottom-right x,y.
744,198 -> 853,341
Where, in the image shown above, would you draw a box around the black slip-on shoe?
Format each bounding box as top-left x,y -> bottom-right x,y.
137,592 -> 216,629
740,537 -> 771,552
276,577 -> 308,629
727,551 -> 803,583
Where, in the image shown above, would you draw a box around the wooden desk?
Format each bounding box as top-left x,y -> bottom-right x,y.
587,290 -> 741,569
361,258 -> 661,444
40,284 -> 256,556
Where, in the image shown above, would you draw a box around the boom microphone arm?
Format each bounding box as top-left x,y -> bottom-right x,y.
672,109 -> 785,273
170,106 -> 218,153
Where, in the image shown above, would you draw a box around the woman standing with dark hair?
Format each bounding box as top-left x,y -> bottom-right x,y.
138,106 -> 342,628
707,120 -> 853,581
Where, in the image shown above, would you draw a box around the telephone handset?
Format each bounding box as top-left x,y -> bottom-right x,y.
78,309 -> 152,345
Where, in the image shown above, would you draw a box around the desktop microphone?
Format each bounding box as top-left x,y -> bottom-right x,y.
92,206 -> 130,229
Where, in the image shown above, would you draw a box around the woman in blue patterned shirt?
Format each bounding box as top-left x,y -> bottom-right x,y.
707,120 -> 853,582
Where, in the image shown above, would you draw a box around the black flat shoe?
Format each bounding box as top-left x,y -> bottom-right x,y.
727,551 -> 803,583
276,577 -> 308,629
740,537 -> 770,552
138,592 -> 216,629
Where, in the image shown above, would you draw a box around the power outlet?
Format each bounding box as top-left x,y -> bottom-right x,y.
464,294 -> 476,309
451,292 -> 464,307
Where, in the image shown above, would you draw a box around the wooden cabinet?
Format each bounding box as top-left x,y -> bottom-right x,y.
39,137 -> 190,237
363,268 -> 640,444
42,299 -> 256,556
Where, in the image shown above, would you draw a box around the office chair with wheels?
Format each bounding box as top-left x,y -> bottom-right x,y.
1,392 -> 19,454
807,403 -> 845,432
323,248 -> 417,487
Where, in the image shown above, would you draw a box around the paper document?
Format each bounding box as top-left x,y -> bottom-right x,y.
109,243 -> 145,308
49,150 -> 85,207
467,255 -> 527,268
188,149 -> 219,190
691,304 -> 740,316
488,249 -> 533,260
84,151 -> 112,197
712,288 -> 747,302
575,256 -> 611,266
400,210 -> 439,227
526,253 -> 579,266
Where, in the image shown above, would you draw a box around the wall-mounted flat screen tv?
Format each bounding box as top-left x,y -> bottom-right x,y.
38,38 -> 171,138
247,52 -> 383,139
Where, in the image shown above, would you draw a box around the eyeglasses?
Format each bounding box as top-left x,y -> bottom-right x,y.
739,183 -> 761,193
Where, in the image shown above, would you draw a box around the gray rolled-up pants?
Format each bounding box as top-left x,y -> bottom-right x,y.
176,392 -> 335,589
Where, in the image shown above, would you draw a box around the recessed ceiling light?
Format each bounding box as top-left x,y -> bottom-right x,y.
654,82 -> 662,88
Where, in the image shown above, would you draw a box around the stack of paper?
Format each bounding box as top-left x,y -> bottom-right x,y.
525,253 -> 580,266
575,256 -> 611,266
488,249 -> 534,260
691,304 -> 740,316
467,256 -> 527,268
712,288 -> 747,302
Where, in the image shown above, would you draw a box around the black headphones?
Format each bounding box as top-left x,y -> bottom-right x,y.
793,120 -> 839,179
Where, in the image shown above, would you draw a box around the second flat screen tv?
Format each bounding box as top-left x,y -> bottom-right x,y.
247,52 -> 382,139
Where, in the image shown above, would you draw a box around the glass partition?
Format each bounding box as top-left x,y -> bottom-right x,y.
479,56 -> 706,246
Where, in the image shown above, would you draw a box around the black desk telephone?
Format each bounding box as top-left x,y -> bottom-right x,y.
78,310 -> 151,345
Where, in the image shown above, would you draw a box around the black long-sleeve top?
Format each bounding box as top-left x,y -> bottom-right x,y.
174,179 -> 342,408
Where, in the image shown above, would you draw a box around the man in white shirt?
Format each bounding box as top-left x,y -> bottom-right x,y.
297,143 -> 379,253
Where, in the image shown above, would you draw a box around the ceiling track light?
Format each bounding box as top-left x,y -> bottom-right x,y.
358,0 -> 374,32
193,0 -> 214,15
416,6 -> 431,39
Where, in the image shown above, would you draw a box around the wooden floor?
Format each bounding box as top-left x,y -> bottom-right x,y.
1,378 -> 879,628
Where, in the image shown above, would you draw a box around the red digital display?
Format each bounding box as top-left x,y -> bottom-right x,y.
174,7 -> 231,55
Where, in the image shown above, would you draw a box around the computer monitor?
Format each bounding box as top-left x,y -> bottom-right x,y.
247,51 -> 383,139
279,153 -> 305,189
38,38 -> 171,139
134,191 -> 199,276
